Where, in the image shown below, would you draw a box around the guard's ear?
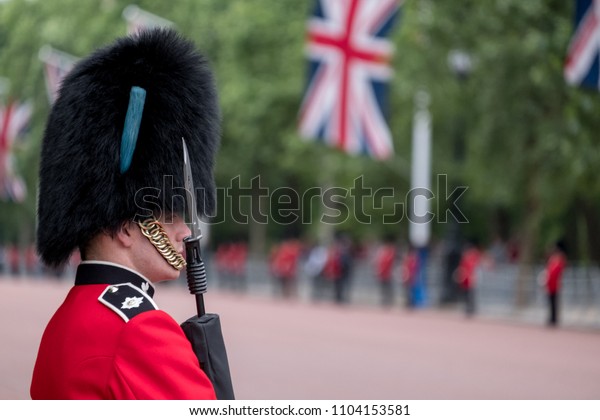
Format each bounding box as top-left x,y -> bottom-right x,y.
115,221 -> 136,248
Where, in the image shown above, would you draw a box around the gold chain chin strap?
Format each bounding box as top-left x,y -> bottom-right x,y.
138,218 -> 187,271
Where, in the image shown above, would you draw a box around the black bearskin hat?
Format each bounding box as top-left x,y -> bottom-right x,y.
37,28 -> 220,267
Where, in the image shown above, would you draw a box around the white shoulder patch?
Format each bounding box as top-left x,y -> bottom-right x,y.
98,283 -> 158,322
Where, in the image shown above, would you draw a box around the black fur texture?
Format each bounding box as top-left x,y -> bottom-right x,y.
37,28 -> 221,267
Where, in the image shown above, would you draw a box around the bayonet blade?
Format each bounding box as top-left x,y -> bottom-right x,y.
182,137 -> 201,239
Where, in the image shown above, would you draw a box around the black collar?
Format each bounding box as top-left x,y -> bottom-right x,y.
75,262 -> 155,298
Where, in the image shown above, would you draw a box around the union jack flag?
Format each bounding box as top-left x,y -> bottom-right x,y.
38,45 -> 78,104
0,101 -> 32,152
0,100 -> 32,202
565,0 -> 600,90
298,0 -> 401,160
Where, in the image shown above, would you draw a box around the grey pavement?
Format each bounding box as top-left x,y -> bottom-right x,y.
1,274 -> 600,400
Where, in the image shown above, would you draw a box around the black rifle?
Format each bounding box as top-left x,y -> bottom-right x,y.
179,138 -> 235,400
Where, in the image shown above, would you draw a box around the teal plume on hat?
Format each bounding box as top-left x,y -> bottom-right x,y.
120,86 -> 146,174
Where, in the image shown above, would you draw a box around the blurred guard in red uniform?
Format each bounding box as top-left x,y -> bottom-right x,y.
543,240 -> 567,327
455,240 -> 481,316
30,29 -> 221,399
270,239 -> 302,299
401,246 -> 418,308
215,243 -> 233,289
374,235 -> 397,307
324,233 -> 354,304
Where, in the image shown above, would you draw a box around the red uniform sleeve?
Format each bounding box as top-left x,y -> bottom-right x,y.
108,310 -> 216,400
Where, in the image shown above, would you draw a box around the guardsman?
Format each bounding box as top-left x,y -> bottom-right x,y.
455,239 -> 482,316
375,235 -> 397,307
31,28 -> 220,399
542,240 -> 567,327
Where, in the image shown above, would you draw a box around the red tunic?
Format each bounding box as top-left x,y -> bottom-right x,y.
545,253 -> 566,294
270,241 -> 302,280
375,245 -> 396,283
30,262 -> 216,400
457,249 -> 481,290
323,246 -> 342,282
401,251 -> 418,286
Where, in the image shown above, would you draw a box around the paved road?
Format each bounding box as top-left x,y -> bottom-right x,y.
2,276 -> 599,400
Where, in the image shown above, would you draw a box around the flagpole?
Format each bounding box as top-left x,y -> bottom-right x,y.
408,90 -> 432,308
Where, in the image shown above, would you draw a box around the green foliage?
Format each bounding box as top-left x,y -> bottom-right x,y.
1,0 -> 599,262
392,0 -> 600,262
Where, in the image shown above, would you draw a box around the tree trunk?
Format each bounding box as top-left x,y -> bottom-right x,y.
515,139 -> 541,309
581,200 -> 600,264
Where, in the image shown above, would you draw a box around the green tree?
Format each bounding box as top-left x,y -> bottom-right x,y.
2,0 -> 600,288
